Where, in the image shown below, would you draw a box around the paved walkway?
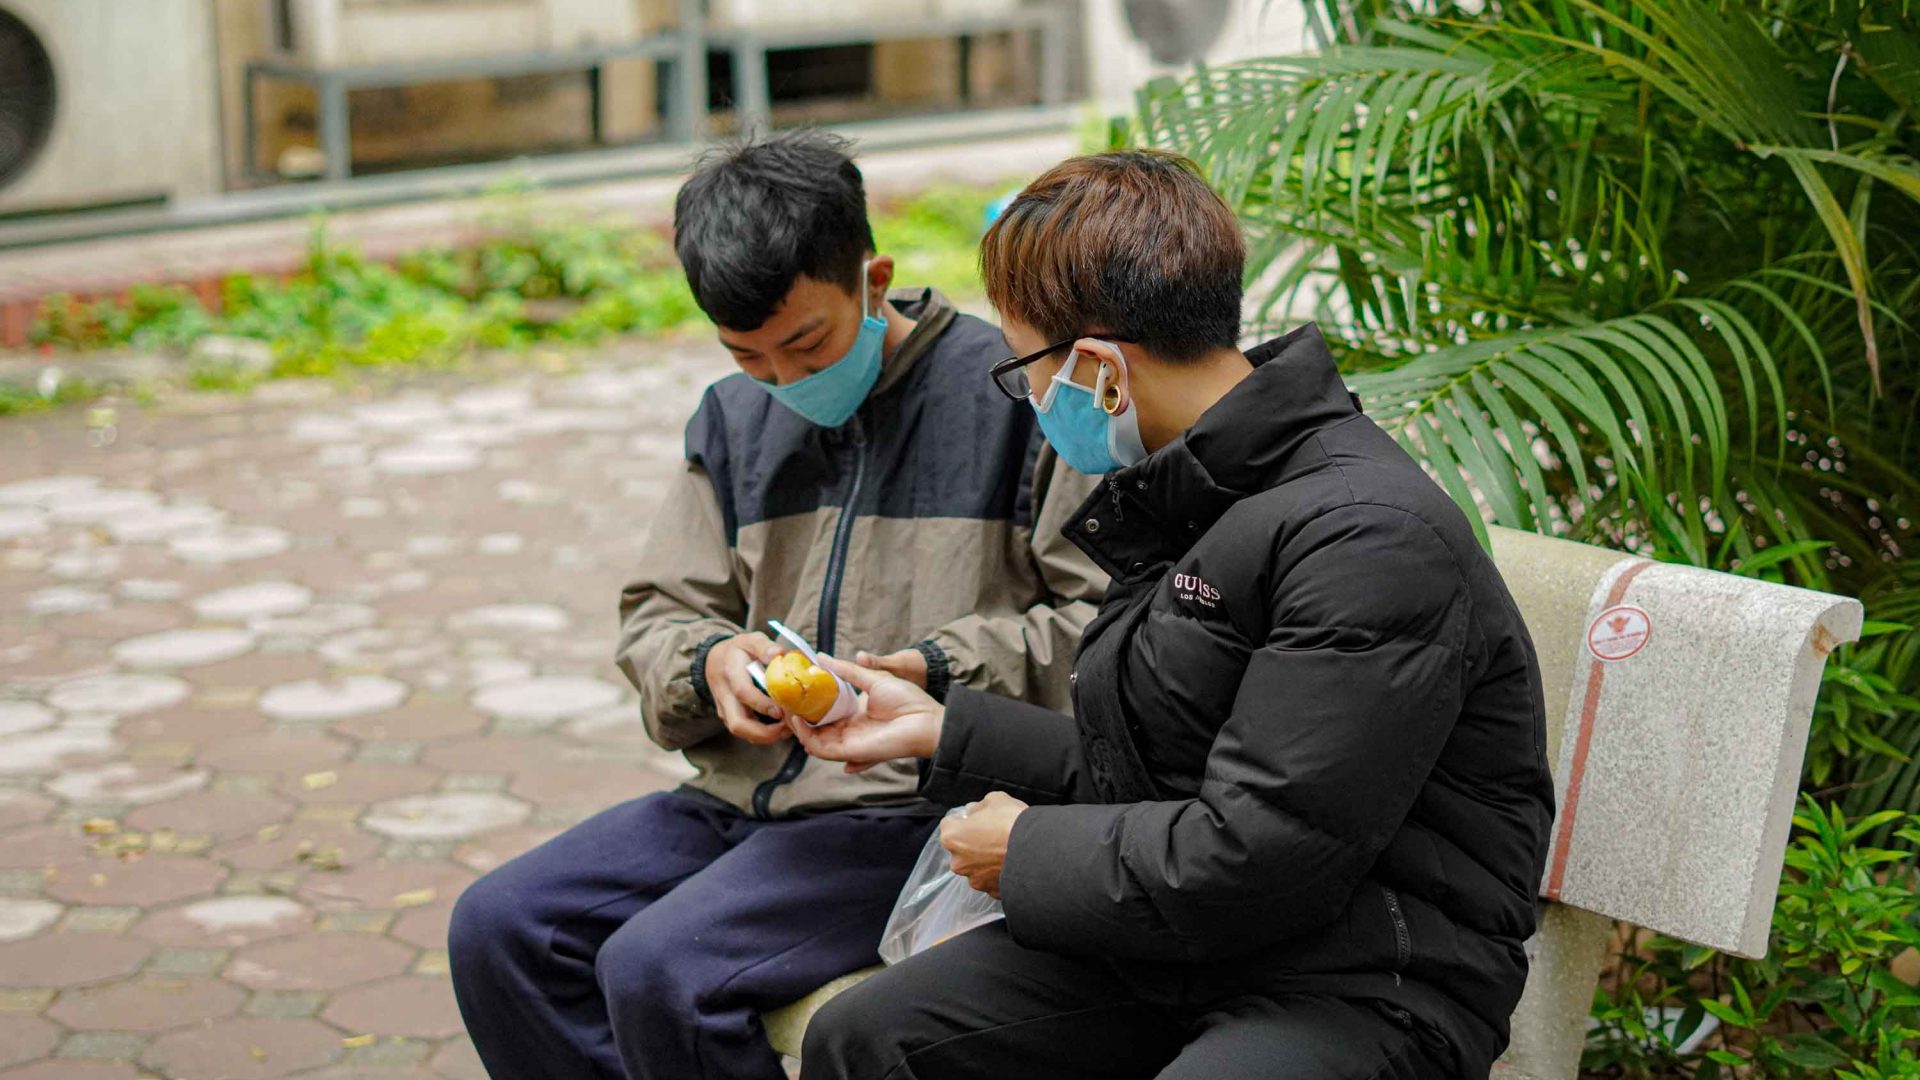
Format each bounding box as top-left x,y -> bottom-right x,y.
0,339 -> 743,1079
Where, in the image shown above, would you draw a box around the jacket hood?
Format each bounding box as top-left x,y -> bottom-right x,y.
1072,322 -> 1362,581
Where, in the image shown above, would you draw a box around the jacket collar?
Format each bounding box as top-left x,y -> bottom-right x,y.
873,286 -> 957,395
1066,322 -> 1361,582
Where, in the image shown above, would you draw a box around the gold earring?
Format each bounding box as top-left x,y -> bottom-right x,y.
1101,383 -> 1123,414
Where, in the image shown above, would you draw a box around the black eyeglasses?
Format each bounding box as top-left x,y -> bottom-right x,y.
989,334 -> 1133,401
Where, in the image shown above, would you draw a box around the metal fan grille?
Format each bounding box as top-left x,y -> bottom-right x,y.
0,7 -> 56,190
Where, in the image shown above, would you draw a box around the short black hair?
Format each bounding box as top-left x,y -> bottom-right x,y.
672,130 -> 876,332
981,150 -> 1245,362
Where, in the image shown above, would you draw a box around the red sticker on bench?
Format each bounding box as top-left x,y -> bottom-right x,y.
1587,604 -> 1651,662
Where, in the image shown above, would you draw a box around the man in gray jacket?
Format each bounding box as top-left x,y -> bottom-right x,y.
447,131 -> 1104,1080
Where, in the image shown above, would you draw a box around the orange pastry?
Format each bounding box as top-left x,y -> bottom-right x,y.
763,652 -> 839,723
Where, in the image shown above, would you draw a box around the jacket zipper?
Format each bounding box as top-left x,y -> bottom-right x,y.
1382,885 -> 1412,970
751,414 -> 868,818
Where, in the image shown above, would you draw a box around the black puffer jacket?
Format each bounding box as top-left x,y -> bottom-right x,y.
922,324 -> 1555,1076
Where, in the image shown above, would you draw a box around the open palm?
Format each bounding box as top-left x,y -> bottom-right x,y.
788,655 -> 943,771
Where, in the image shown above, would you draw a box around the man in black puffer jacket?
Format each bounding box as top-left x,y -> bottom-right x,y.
794,152 -> 1556,1080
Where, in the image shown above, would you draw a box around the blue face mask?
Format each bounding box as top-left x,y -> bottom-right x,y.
758,264 -> 886,428
1030,344 -> 1148,475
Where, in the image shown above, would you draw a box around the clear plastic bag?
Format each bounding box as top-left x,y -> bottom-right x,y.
877,808 -> 1005,965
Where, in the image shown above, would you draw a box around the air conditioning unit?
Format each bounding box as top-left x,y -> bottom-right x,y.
271,0 -> 641,68
1085,0 -> 1313,111
0,0 -> 223,216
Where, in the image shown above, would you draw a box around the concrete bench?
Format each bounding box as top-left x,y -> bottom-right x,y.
761,526 -> 1864,1077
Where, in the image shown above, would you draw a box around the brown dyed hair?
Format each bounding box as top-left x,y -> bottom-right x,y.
980,150 -> 1246,362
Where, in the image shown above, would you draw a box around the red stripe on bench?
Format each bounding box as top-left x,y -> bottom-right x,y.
1544,557 -> 1656,901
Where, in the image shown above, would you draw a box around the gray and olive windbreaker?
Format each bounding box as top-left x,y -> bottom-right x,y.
615,288 -> 1107,818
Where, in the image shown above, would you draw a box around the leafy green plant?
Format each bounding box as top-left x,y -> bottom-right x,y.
1587,800 -> 1920,1079
17,187 -> 996,391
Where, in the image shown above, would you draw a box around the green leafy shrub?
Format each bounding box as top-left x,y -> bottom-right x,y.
20,187 -> 995,389
1586,800 -> 1920,1079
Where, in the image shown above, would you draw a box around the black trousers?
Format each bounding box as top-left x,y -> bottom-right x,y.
800,922 -> 1450,1080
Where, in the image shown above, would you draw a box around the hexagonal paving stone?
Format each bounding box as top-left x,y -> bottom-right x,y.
116,705 -> 265,746
465,657 -> 535,686
193,581 -> 314,621
299,862 -> 473,911
226,933 -> 414,991
562,703 -> 653,745
476,532 -> 523,555
118,579 -> 183,602
0,899 -> 61,943
110,628 -> 256,670
196,730 -> 352,773
250,602 -> 378,637
508,763 -> 675,811
0,933 -> 150,987
0,703 -> 55,739
0,730 -> 119,777
0,1014 -> 60,1070
46,546 -> 122,580
353,398 -> 446,430
419,735 -> 562,775
317,628 -> 450,671
24,586 -> 108,616
0,643 -> 102,681
136,894 -> 312,949
0,474 -> 99,505
0,507 -> 48,540
363,793 -> 530,843
261,677 -> 408,724
41,855 -> 226,907
332,700 -> 484,742
450,826 -> 560,876
45,764 -> 210,806
48,974 -> 245,1032
451,385 -> 532,417
141,1017 -> 342,1080
190,647 -> 330,689
470,677 -> 622,725
0,825 -> 88,869
53,602 -> 183,641
167,525 -> 292,564
126,791 -> 294,842
44,488 -> 161,525
374,443 -> 480,476
213,820 -> 382,873
289,414 -> 360,442
0,791 -> 52,831
446,604 -> 570,635
279,764 -> 438,806
287,1065 -> 439,1080
392,897 -> 461,951
0,1061 -> 141,1080
45,674 -> 189,717
101,503 -> 225,544
321,976 -> 465,1039
430,1036 -> 487,1080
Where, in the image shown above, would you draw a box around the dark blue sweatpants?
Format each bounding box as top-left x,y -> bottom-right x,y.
447,789 -> 940,1080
